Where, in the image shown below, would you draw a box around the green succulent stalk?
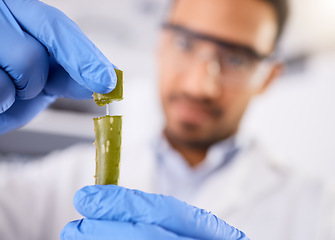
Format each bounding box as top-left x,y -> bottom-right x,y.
93,69 -> 123,185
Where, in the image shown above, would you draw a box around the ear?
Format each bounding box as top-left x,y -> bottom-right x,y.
257,62 -> 284,95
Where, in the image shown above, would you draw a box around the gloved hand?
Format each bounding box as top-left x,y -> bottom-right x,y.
0,0 -> 117,135
61,185 -> 249,240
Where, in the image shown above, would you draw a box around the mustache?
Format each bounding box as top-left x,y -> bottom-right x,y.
168,93 -> 223,118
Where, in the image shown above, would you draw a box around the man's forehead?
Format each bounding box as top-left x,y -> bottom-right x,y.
168,0 -> 277,55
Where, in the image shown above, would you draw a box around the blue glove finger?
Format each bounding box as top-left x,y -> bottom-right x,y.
0,68 -> 15,113
44,56 -> 93,99
4,0 -> 117,94
0,92 -> 56,135
0,0 -> 49,100
74,185 -> 249,240
60,218 -> 197,240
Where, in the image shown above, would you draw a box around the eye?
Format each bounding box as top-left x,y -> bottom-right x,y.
173,33 -> 193,52
226,55 -> 247,67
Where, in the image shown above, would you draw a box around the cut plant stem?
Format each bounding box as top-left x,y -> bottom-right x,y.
93,69 -> 123,106
93,68 -> 123,185
94,115 -> 122,185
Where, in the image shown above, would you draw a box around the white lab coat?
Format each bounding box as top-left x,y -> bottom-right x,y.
0,138 -> 334,240
119,138 -> 335,240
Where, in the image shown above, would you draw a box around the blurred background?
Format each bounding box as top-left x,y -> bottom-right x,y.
0,0 -> 334,180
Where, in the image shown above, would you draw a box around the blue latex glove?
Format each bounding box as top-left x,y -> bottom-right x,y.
61,185 -> 249,240
0,0 -> 117,135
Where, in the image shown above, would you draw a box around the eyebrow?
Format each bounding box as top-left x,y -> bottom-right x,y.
162,22 -> 268,60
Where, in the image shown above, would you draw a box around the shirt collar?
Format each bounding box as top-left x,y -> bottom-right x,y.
151,131 -> 245,176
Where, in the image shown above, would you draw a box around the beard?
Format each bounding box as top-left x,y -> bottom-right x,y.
163,92 -> 227,149
161,88 -> 245,151
168,92 -> 223,119
164,121 -> 230,151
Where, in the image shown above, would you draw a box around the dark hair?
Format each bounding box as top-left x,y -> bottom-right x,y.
263,0 -> 289,41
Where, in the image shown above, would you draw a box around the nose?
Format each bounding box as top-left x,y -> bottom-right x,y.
180,57 -> 222,99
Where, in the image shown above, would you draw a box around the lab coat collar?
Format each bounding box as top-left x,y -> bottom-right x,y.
150,131 -> 246,171
150,132 -> 288,218
120,130 -> 288,218
191,140 -> 289,218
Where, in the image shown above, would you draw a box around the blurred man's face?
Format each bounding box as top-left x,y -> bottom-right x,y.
158,0 -> 279,148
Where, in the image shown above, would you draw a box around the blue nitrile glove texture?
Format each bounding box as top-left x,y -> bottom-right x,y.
61,185 -> 249,240
0,0 -> 117,134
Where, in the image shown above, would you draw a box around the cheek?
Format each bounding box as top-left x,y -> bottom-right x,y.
158,68 -> 174,116
220,89 -> 256,121
158,62 -> 181,105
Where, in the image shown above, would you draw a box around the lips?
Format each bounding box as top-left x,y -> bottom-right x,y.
171,98 -> 219,126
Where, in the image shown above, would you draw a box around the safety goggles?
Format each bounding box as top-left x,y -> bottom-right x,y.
161,23 -> 273,89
